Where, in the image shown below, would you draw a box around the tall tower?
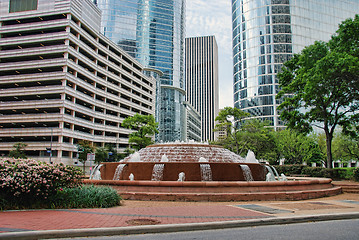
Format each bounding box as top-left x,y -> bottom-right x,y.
231,0 -> 359,129
95,0 -> 186,142
185,36 -> 219,142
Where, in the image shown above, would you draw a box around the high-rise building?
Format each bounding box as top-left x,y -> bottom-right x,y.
0,0 -> 156,168
183,101 -> 201,142
95,0 -> 186,142
232,0 -> 359,129
185,36 -> 219,142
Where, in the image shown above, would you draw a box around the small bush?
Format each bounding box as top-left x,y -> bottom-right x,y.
354,168 -> 359,182
0,158 -> 83,210
50,185 -> 121,208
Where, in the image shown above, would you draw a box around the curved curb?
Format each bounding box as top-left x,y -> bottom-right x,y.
1,212 -> 359,240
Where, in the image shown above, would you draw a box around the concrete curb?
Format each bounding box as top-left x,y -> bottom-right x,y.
1,212 -> 359,240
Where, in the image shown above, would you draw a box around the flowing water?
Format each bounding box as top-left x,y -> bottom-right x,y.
90,164 -> 103,180
270,165 -> 280,179
113,164 -> 126,180
129,152 -> 141,162
200,164 -> 213,181
245,150 -> 259,163
240,164 -> 254,181
128,143 -> 246,163
161,154 -> 169,162
265,165 -> 277,181
151,164 -> 165,181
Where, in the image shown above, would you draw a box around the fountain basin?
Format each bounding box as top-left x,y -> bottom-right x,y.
84,143 -> 342,201
84,177 -> 342,201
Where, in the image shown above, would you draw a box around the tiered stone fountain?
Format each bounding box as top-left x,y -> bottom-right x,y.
85,142 -> 341,201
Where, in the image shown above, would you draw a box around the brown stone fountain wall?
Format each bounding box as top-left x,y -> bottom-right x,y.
101,162 -> 266,181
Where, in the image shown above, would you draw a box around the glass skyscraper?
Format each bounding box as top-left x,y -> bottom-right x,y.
95,0 -> 186,142
232,0 -> 359,129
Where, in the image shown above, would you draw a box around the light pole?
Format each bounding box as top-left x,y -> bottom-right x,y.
49,128 -> 53,164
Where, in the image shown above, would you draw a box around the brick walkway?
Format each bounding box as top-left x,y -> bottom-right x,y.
0,205 -> 270,233
1,192 -> 359,234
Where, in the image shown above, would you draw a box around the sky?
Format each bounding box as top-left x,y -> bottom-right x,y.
186,0 -> 233,109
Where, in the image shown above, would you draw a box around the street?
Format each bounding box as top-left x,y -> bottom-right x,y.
60,218 -> 359,240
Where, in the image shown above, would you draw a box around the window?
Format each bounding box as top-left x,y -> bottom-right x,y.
9,0 -> 37,13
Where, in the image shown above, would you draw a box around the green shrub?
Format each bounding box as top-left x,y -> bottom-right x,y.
50,185 -> 121,208
354,168 -> 359,182
275,165 -> 307,175
337,167 -> 356,180
0,158 -> 83,210
300,167 -> 340,179
275,164 -> 352,180
301,167 -> 326,177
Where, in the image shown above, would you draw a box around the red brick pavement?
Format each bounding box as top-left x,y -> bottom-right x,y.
0,205 -> 271,233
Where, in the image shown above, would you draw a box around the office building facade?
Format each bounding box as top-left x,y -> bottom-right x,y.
0,0 -> 156,166
183,101 -> 201,142
95,0 -> 186,142
185,36 -> 219,142
232,0 -> 359,129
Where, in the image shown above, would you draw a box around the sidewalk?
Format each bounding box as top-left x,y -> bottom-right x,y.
1,193 -> 359,239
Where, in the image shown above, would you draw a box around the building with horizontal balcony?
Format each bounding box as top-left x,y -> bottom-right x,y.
0,0 -> 156,167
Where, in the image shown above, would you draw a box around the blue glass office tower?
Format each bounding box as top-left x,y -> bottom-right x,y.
95,0 -> 186,142
232,0 -> 359,129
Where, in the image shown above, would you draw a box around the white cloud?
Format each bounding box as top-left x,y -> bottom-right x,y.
186,0 -> 233,108
186,0 -> 232,54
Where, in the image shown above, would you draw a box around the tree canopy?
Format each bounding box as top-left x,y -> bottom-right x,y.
277,15 -> 359,168
77,140 -> 94,172
214,107 -> 250,154
274,130 -> 323,165
122,114 -> 158,151
9,142 -> 27,159
235,119 -> 278,163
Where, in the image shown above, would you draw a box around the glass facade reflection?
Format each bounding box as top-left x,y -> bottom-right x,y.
95,0 -> 186,142
232,0 -> 359,129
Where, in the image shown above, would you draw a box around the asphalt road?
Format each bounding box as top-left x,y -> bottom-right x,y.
60,219 -> 359,240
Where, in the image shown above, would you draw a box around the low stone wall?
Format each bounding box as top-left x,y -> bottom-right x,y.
84,177 -> 342,201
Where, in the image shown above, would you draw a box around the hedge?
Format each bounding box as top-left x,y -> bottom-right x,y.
275,164 -> 357,180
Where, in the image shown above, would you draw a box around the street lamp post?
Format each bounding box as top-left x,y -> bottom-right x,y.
49,128 -> 53,164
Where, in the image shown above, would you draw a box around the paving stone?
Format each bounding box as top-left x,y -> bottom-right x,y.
234,204 -> 294,214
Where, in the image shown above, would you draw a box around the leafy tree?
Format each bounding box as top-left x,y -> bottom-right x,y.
77,140 -> 94,173
95,145 -> 132,164
330,15 -> 359,59
331,132 -> 359,163
8,142 -> 27,159
118,148 -> 134,160
106,144 -> 123,162
236,119 -> 278,164
95,146 -> 108,164
274,130 -> 323,165
122,114 -> 158,151
277,17 -> 359,168
213,107 -> 250,154
329,15 -> 359,140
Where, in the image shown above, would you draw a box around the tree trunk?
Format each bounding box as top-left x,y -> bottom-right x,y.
325,130 -> 333,169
